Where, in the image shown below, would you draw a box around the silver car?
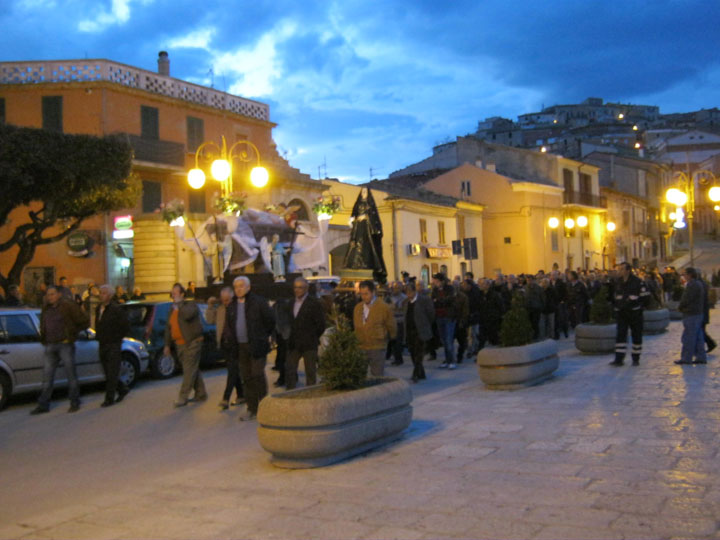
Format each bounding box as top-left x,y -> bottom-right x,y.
0,308 -> 149,410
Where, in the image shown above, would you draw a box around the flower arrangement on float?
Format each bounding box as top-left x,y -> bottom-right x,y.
312,195 -> 341,220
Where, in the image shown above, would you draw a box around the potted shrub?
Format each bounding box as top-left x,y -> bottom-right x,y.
257,309 -> 413,468
477,292 -> 559,388
575,286 -> 616,354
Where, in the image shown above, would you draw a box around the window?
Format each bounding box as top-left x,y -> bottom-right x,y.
420,219 -> 427,243
461,180 -> 471,197
141,106 -> 159,140
42,96 -> 63,132
551,229 -> 559,252
188,188 -> 206,214
579,173 -> 592,193
187,116 -> 204,152
438,221 -> 446,244
0,314 -> 39,343
563,168 -> 574,192
0,98 -> 5,125
141,180 -> 162,213
638,171 -> 647,197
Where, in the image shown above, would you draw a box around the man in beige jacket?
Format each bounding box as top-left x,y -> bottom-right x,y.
353,280 -> 397,376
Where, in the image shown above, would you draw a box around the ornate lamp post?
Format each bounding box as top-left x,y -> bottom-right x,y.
187,136 -> 269,196
665,170 -> 717,267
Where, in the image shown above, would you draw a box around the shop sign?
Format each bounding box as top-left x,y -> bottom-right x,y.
426,247 -> 452,259
67,232 -> 91,257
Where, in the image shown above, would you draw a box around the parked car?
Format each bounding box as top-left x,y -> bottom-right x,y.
305,276 -> 341,296
119,301 -> 223,379
0,308 -> 150,410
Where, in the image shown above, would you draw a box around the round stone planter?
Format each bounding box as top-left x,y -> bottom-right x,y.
574,323 -> 616,354
257,377 -> 413,468
643,308 -> 670,334
476,339 -> 559,389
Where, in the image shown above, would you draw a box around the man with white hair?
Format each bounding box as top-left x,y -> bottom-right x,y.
222,276 -> 275,421
95,284 -> 130,407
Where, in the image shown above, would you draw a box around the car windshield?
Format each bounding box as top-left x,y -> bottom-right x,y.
123,305 -> 150,327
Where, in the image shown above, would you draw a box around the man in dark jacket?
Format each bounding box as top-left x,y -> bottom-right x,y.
285,277 -> 326,389
95,285 -> 130,407
431,273 -> 457,369
31,285 -> 90,414
164,282 -> 207,407
403,282 -> 435,382
223,276 -> 275,421
610,263 -> 650,367
462,279 -> 482,358
675,267 -> 707,365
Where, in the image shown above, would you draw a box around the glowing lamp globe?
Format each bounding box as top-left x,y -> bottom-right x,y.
577,215 -> 588,227
548,217 -> 559,229
666,188 -> 687,206
606,222 -> 616,232
211,159 -> 231,182
715,205 -> 720,212
564,218 -> 575,229
250,166 -> 269,188
709,186 -> 720,202
188,168 -> 206,189
669,212 -> 676,221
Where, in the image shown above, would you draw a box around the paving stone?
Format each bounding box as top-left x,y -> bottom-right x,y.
534,524 -> 627,540
430,444 -> 497,459
523,505 -> 621,529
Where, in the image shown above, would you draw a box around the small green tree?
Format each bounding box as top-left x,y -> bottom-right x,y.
499,292 -> 534,347
318,307 -> 368,390
589,285 -> 614,324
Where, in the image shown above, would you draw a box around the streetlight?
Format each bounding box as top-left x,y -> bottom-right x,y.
187,136 -> 269,196
665,169 -> 717,266
603,220 -> 616,269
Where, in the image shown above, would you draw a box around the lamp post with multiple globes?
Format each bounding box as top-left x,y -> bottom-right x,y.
665,170 -> 719,267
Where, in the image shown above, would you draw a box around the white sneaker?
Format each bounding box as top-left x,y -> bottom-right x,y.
448,363 -> 457,370
439,362 -> 449,368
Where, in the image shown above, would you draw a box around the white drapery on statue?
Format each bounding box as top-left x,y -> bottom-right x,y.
173,209 -> 328,274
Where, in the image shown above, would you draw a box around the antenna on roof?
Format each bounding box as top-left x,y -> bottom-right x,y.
370,167 -> 381,181
208,68 -> 214,88
318,157 -> 328,179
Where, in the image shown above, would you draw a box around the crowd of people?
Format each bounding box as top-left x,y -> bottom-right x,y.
15,261 -> 716,418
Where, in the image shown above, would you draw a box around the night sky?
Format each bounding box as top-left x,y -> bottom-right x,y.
3,0 -> 720,182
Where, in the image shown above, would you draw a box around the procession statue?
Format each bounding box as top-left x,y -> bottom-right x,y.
343,187 -> 387,284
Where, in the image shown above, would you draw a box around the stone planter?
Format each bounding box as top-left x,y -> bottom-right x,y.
643,308 -> 670,334
257,377 -> 413,468
666,300 -> 682,320
476,339 -> 559,389
574,323 -> 616,354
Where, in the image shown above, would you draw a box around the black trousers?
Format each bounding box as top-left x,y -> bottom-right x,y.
236,344 -> 267,415
407,332 -> 426,380
615,310 -> 643,361
99,342 -> 127,402
704,324 -> 716,350
222,345 -> 243,402
285,348 -> 319,389
454,324 -> 468,363
275,336 -> 287,384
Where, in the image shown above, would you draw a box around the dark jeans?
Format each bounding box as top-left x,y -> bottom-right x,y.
38,343 -> 79,407
681,314 -> 706,363
99,342 -> 126,402
555,303 -> 569,338
703,324 -> 716,350
222,346 -> 243,402
285,348 -> 319,389
436,317 -> 456,364
274,336 -> 287,380
237,344 -> 267,415
615,310 -> 643,361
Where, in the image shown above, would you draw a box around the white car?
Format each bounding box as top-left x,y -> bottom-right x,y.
0,308 -> 149,410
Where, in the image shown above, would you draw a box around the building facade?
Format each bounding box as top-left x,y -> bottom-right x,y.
0,56 -> 324,298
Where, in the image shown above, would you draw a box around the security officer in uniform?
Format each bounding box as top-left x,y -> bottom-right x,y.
610,262 -> 650,366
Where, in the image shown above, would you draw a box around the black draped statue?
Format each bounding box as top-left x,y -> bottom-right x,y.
343,187 -> 387,283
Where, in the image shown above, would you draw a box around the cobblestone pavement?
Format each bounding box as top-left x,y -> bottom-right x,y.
1,315 -> 720,540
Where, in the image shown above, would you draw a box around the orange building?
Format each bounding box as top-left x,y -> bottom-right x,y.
0,54 -> 323,299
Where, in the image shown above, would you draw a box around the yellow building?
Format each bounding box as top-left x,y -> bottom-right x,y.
388,138 -> 606,275
321,179 -> 483,283
0,55 -> 324,297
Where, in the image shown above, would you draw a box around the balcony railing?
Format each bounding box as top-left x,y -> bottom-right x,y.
0,59 -> 269,122
114,133 -> 186,167
563,191 -> 607,208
